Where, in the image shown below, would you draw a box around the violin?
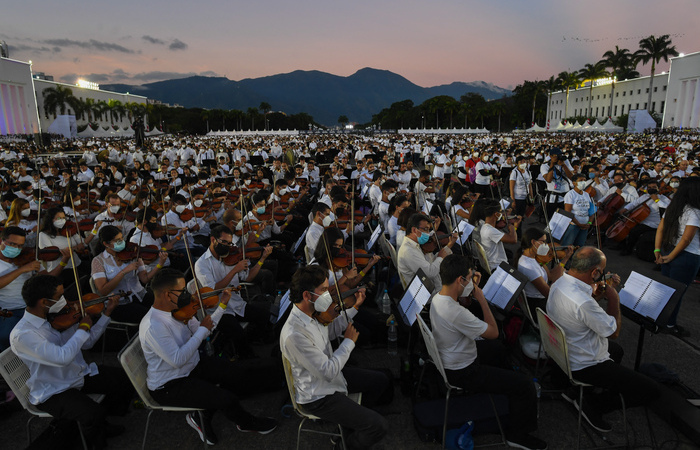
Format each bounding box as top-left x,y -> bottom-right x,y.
47,291 -> 131,331
535,245 -> 577,265
171,286 -> 239,323
178,208 -> 195,222
135,244 -> 179,264
0,309 -> 13,318
220,242 -> 282,266
115,242 -> 140,263
150,224 -> 181,238
331,249 -> 385,269
605,203 -> 651,242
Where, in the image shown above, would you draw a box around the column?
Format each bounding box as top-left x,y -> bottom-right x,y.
689,78 -> 700,129
674,80 -> 687,127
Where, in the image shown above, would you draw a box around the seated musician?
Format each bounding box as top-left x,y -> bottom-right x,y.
377,179 -> 398,229
92,193 -> 135,243
188,188 -> 219,247
194,225 -> 273,355
92,225 -> 167,323
161,194 -> 206,258
247,191 -> 294,244
280,265 -> 390,450
450,186 -> 475,226
305,202 -> 332,260
130,210 -> 186,271
548,247 -> 660,432
479,199 -> 521,271
618,179 -> 670,255
414,169 -> 436,210
397,213 -> 456,290
6,198 -> 37,248
601,172 -> 639,204
516,227 -> 572,314
387,195 -> 410,247
431,255 -> 547,450
10,274 -> 132,450
312,228 -> 381,290
140,268 -> 278,446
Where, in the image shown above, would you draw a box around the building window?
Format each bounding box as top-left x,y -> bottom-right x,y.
638,89 -> 641,94
663,85 -> 667,91
596,107 -> 599,116
603,94 -> 606,99
614,105 -> 618,116
644,102 -> 647,109
654,87 -> 658,92
645,88 -> 649,93
623,91 -> 626,96
636,103 -> 639,109
597,95 -> 600,100
616,92 -> 619,97
629,90 -> 633,95
661,101 -> 665,112
621,105 -> 625,114
629,104 -> 632,112
652,102 -> 656,112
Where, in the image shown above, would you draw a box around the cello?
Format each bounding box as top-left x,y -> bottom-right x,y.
595,193 -> 625,230
605,203 -> 651,242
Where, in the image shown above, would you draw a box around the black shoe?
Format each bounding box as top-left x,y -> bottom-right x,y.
187,412 -> 218,445
237,416 -> 277,435
506,432 -> 548,450
104,422 -> 125,439
664,325 -> 691,338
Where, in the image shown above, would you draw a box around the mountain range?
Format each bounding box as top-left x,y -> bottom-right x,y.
102,68 -> 512,126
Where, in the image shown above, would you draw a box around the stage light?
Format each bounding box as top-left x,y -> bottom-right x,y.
77,79 -> 99,90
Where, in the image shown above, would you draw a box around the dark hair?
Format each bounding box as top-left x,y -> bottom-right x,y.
39,206 -> 66,237
520,227 -> 546,250
1,226 -> 26,240
96,225 -> 121,254
468,198 -> 489,226
311,202 -> 331,217
398,207 -> 417,229
381,180 -> 398,192
150,268 -> 185,296
440,254 -> 474,285
22,274 -> 62,308
388,194 -> 408,216
210,224 -> 232,240
407,213 -> 430,234
661,178 -> 700,250
313,227 -> 344,269
290,265 -> 327,304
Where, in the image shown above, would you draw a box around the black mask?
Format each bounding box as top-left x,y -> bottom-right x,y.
214,243 -> 230,257
335,207 -> 345,216
647,188 -> 658,195
172,290 -> 191,309
614,182 -> 625,189
145,222 -> 158,232
330,247 -> 341,257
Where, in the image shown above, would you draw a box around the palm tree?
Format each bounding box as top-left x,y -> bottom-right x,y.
106,99 -> 125,126
338,115 -> 349,127
601,46 -> 635,117
95,100 -> 108,124
444,98 -> 460,128
543,75 -> 561,125
83,98 -> 96,122
247,107 -> 258,130
578,62 -> 609,118
556,71 -> 581,119
42,85 -> 76,118
635,34 -> 679,112
490,101 -> 506,132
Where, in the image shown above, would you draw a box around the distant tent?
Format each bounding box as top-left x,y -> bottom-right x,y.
77,124 -> 98,138
47,115 -> 77,138
602,118 -> 624,133
526,123 -> 547,132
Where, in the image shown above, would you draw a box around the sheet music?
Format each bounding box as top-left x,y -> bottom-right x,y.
423,200 -> 433,215
548,211 -> 572,240
366,224 -> 382,252
275,289 -> 291,323
453,220 -> 475,246
499,199 -> 511,211
293,228 -> 308,253
482,266 -> 521,310
399,276 -> 432,326
619,271 -> 675,321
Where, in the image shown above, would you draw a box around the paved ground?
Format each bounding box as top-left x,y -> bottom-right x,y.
2,217 -> 700,449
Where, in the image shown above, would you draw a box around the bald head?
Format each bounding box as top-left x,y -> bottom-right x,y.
569,246 -> 605,273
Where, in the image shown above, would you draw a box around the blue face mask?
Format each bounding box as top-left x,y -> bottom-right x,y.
589,173 -> 596,179
417,232 -> 430,245
256,206 -> 266,215
112,240 -> 126,252
1,245 -> 21,259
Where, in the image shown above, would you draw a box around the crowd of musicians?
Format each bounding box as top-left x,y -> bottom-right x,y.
0,130 -> 698,449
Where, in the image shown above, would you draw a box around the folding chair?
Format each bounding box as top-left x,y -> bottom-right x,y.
472,241 -> 491,275
118,335 -> 207,450
282,354 -> 361,450
415,315 -> 506,449
535,308 -> 628,450
89,277 -> 137,363
0,348 -> 103,449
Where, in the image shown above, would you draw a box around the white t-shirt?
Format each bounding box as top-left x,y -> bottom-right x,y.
509,169 -> 531,200
668,206 -> 700,255
564,189 -> 592,224
429,294 -> 488,371
475,161 -> 494,186
480,223 -> 507,271
517,255 -> 547,299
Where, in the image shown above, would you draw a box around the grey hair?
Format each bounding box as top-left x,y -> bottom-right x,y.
569,247 -> 604,272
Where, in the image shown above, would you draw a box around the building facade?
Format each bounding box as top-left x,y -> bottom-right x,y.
663,51 -> 700,128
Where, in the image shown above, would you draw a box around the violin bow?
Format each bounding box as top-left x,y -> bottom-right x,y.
182,232 -> 207,316
64,226 -> 85,317
35,185 -> 42,262
68,193 -> 88,249
539,196 -> 561,266
351,180 -> 355,269
321,232 -> 350,323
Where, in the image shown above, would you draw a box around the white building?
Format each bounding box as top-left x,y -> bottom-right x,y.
663,51 -> 700,128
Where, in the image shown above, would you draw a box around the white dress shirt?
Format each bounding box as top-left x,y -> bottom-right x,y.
397,237 -> 445,291
194,248 -> 248,317
0,259 -> 34,310
10,311 -> 110,404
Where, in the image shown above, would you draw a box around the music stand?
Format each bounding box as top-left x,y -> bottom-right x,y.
398,269 -> 434,327
366,224 -> 383,252
481,262 -> 528,314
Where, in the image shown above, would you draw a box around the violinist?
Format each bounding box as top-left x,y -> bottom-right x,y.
586,164 -> 609,202
601,172 -> 639,204
10,274 -> 131,450
162,194 -> 206,258
303,159 -> 320,190
38,207 -> 94,287
414,169 -> 436,210
312,228 -> 381,291
397,213 -> 456,292
561,173 -> 596,247
91,225 -> 167,323
247,191 -> 293,242
130,210 -> 185,271
189,188 -> 219,247
280,265 -> 389,450
450,186 -> 475,226
387,195 -> 410,247
129,190 -> 152,214
93,193 -> 131,239
30,170 -> 51,194
618,180 -> 670,256
479,199 -> 521,271
0,192 -> 16,222
305,202 -> 333,260
6,198 -> 37,248
377,180 -> 398,228
117,177 -> 138,203
516,227 -> 572,314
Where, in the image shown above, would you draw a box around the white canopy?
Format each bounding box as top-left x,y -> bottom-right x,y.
47,115 -> 77,139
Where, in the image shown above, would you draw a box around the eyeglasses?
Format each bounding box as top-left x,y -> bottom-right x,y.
417,226 -> 432,232
3,241 -> 22,249
216,238 -> 234,247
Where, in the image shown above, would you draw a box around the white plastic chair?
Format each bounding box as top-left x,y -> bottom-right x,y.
89,276 -> 138,363
118,335 -> 207,450
415,315 -> 506,449
535,308 -> 628,450
0,348 -> 103,449
282,354 -> 361,450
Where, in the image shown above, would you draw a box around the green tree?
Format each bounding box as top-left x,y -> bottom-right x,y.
601,46 -> 635,117
106,99 -> 125,126
247,107 -> 259,130
578,62 -> 609,118
635,34 -> 679,112
459,93 -> 486,128
490,101 -> 507,132
338,115 -> 349,127
42,85 -> 77,118
543,75 -> 561,125
556,71 -> 581,118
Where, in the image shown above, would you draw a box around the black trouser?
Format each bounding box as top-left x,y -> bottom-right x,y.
572,341 -> 660,414
301,367 -> 390,450
216,302 -> 271,358
475,183 -> 491,198
38,366 -> 133,450
149,356 -> 267,429
445,340 -> 537,436
109,299 -> 150,324
545,196 -> 564,224
624,224 -> 653,253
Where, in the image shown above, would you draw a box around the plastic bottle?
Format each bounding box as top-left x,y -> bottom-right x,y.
533,378 -> 541,399
381,290 -> 391,314
387,319 -> 398,355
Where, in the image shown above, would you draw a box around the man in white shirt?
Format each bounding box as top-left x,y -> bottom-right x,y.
140,268 -> 277,446
548,247 -> 660,432
280,265 -> 389,450
10,274 -> 131,449
431,255 -> 546,450
305,203 -> 333,261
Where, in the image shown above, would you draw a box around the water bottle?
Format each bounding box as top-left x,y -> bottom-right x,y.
387,319 -> 398,356
381,290 -> 391,314
205,337 -> 215,357
533,378 -> 541,399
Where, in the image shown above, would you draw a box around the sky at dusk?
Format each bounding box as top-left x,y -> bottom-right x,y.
3,0 -> 699,90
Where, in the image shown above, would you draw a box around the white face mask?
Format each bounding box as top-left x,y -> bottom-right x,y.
536,242 -> 550,256
235,220 -> 244,231
670,182 -> 680,189
322,214 -> 333,227
21,208 -> 31,217
175,204 -> 186,214
387,192 -> 396,201
109,205 -> 120,214
576,181 -> 587,190
47,295 -> 68,314
97,182 -> 103,188
53,219 -> 66,229
460,279 -> 474,298
143,200 -> 150,207
519,163 -> 527,170
310,291 -> 334,312
73,200 -> 81,206
193,199 -> 204,207
244,180 -> 251,186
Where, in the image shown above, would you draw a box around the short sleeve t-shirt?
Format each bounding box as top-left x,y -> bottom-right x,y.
564,189 -> 592,224
509,169 -> 531,200
429,294 -> 488,370
670,206 -> 700,255
480,223 -> 507,271
517,255 -> 547,299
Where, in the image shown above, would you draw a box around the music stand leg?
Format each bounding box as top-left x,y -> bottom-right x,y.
634,325 -> 646,371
